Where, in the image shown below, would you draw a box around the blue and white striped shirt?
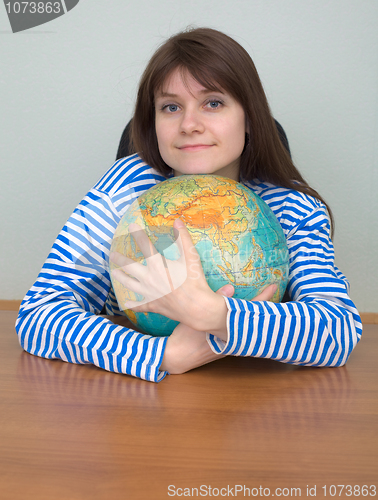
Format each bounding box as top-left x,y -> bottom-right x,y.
15,154 -> 362,382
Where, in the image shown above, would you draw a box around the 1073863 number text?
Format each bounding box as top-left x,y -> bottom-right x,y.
5,2 -> 62,14
322,485 -> 376,496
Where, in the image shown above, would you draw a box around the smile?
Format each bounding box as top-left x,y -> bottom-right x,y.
178,144 -> 214,152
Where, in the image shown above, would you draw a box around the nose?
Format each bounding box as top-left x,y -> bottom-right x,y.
179,107 -> 205,134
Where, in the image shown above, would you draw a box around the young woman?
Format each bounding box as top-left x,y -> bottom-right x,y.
16,28 -> 362,382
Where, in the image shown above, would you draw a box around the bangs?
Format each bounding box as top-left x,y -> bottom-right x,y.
154,63 -> 235,101
149,31 -> 248,105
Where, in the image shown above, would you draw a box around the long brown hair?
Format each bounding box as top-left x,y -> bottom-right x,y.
131,27 -> 334,234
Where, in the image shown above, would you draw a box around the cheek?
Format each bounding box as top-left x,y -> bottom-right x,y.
155,127 -> 167,156
155,125 -> 175,165
229,116 -> 246,153
155,121 -> 172,151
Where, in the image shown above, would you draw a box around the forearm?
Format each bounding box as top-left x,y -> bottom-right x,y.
160,323 -> 225,374
159,285 -> 237,374
16,298 -> 168,382
207,296 -> 362,366
189,291 -> 229,341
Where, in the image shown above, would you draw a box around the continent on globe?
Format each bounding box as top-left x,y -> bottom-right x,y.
109,175 -> 289,337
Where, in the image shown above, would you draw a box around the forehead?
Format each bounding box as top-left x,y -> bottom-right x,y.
155,67 -> 224,98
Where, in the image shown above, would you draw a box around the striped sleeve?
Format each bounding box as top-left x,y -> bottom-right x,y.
15,155 -> 169,382
207,184 -> 362,367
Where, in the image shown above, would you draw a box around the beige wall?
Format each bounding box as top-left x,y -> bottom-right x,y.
1,0 -> 377,312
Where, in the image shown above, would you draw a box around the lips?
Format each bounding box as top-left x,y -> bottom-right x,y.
178,144 -> 214,151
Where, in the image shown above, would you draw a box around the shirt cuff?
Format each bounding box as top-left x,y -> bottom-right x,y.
206,295 -> 259,356
151,335 -> 170,382
206,295 -> 232,355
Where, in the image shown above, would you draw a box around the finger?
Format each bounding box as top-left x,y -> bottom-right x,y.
253,283 -> 277,302
123,297 -> 160,312
111,268 -> 144,295
110,251 -> 140,268
110,252 -> 146,280
174,219 -> 204,279
215,284 -> 235,297
129,223 -> 158,260
174,219 -> 198,262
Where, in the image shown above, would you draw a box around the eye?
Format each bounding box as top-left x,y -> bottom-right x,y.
162,104 -> 179,113
205,99 -> 223,110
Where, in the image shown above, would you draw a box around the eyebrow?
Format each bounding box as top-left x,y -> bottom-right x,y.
155,89 -> 225,99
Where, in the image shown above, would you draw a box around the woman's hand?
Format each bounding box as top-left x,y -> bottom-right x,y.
159,323 -> 225,374
110,218 -> 223,332
160,284 -> 234,374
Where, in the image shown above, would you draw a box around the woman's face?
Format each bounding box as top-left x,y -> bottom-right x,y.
154,68 -> 246,181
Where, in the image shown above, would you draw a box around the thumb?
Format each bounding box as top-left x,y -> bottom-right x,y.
174,218 -> 199,264
215,284 -> 234,297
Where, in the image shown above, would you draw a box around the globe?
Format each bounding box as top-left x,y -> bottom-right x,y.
109,174 -> 289,337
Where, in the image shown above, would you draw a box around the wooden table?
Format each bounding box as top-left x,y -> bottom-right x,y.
0,311 -> 377,500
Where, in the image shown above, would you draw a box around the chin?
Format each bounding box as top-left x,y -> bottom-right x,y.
175,165 -> 218,176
